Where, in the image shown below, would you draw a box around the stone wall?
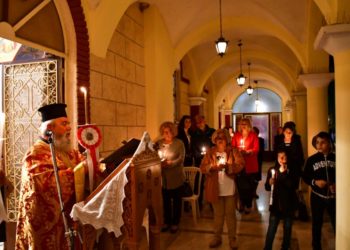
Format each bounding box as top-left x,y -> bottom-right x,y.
178,80 -> 191,119
90,4 -> 145,157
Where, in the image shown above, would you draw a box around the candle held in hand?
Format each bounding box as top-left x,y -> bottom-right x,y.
271,169 -> 276,178
201,146 -> 207,155
239,138 -> 245,149
218,157 -> 226,165
269,169 -> 276,206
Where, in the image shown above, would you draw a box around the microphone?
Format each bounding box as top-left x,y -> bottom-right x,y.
45,130 -> 53,137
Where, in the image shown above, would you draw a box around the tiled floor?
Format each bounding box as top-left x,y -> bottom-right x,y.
160,164 -> 335,250
2,164 -> 335,250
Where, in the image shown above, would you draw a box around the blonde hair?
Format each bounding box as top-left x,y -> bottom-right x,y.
211,129 -> 231,144
238,118 -> 252,133
159,121 -> 177,136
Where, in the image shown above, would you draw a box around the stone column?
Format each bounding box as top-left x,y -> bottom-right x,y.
299,73 -> 333,155
188,97 -> 206,119
224,109 -> 232,128
283,99 -> 296,123
292,91 -> 307,157
315,23 -> 350,249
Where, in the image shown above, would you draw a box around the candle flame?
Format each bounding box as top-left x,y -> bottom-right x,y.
80,86 -> 87,95
271,169 -> 275,177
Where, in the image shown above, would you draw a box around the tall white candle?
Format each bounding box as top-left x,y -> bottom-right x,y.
269,169 -> 275,205
271,169 -> 276,178
80,87 -> 88,124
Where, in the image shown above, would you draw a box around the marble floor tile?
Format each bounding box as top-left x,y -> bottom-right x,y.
160,164 -> 335,250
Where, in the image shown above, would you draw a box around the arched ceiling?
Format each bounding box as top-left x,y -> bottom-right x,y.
144,0 -> 327,101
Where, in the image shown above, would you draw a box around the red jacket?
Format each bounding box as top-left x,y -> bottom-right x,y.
231,131 -> 259,174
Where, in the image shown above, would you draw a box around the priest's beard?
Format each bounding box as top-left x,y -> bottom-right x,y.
54,132 -> 71,153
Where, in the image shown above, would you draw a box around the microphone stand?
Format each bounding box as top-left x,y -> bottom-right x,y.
47,131 -> 75,250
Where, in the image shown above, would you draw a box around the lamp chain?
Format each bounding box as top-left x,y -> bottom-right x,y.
248,62 -> 251,85
219,0 -> 223,36
239,41 -> 243,73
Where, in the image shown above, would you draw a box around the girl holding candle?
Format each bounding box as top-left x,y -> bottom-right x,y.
156,121 -> 185,234
201,129 -> 244,249
231,118 -> 259,214
274,121 -> 304,188
264,149 -> 298,250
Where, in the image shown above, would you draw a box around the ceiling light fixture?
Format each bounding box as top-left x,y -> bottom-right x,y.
236,40 -> 246,86
215,0 -> 228,57
246,62 -> 253,95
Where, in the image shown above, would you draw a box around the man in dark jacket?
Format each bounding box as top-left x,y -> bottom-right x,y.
191,115 -> 215,210
303,132 -> 335,250
191,115 -> 215,167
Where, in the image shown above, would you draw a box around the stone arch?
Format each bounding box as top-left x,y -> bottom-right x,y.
84,0 -> 137,57
174,16 -> 307,72
192,50 -> 296,96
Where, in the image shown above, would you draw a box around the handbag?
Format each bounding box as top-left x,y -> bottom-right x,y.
182,180 -> 193,197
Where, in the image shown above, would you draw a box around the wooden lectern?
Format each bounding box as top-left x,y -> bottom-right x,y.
72,132 -> 163,250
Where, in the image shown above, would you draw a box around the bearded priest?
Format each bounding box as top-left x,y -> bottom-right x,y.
15,103 -> 86,250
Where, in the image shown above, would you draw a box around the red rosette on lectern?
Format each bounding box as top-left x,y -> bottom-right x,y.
77,124 -> 102,191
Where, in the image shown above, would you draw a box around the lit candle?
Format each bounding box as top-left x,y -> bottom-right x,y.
271,169 -> 276,179
201,146 -> 207,155
80,87 -> 88,124
239,138 -> 245,149
158,150 -> 164,161
269,169 -> 275,205
218,158 -> 226,165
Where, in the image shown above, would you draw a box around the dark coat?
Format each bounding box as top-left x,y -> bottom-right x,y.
177,130 -> 193,166
302,152 -> 335,198
191,125 -> 215,166
274,134 -> 304,186
265,166 -> 298,217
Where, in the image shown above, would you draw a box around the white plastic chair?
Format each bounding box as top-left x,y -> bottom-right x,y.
182,167 -> 202,225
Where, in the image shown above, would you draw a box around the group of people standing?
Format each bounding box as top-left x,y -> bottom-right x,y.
157,115 -> 335,250
0,103 -> 336,250
156,115 -> 262,249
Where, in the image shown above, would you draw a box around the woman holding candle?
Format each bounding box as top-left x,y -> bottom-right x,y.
201,129 -> 244,249
156,121 -> 185,234
231,118 -> 259,214
264,149 -> 298,250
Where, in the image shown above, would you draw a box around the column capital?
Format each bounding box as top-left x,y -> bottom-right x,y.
298,73 -> 334,88
188,97 -> 206,106
283,99 -> 295,113
314,24 -> 350,55
223,109 -> 232,115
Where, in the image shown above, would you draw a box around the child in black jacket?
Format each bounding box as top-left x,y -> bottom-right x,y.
264,149 -> 298,250
302,132 -> 335,250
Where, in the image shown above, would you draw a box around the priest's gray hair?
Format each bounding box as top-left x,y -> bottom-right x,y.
39,119 -> 55,137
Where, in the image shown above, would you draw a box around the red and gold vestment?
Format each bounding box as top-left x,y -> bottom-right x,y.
16,139 -> 84,250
